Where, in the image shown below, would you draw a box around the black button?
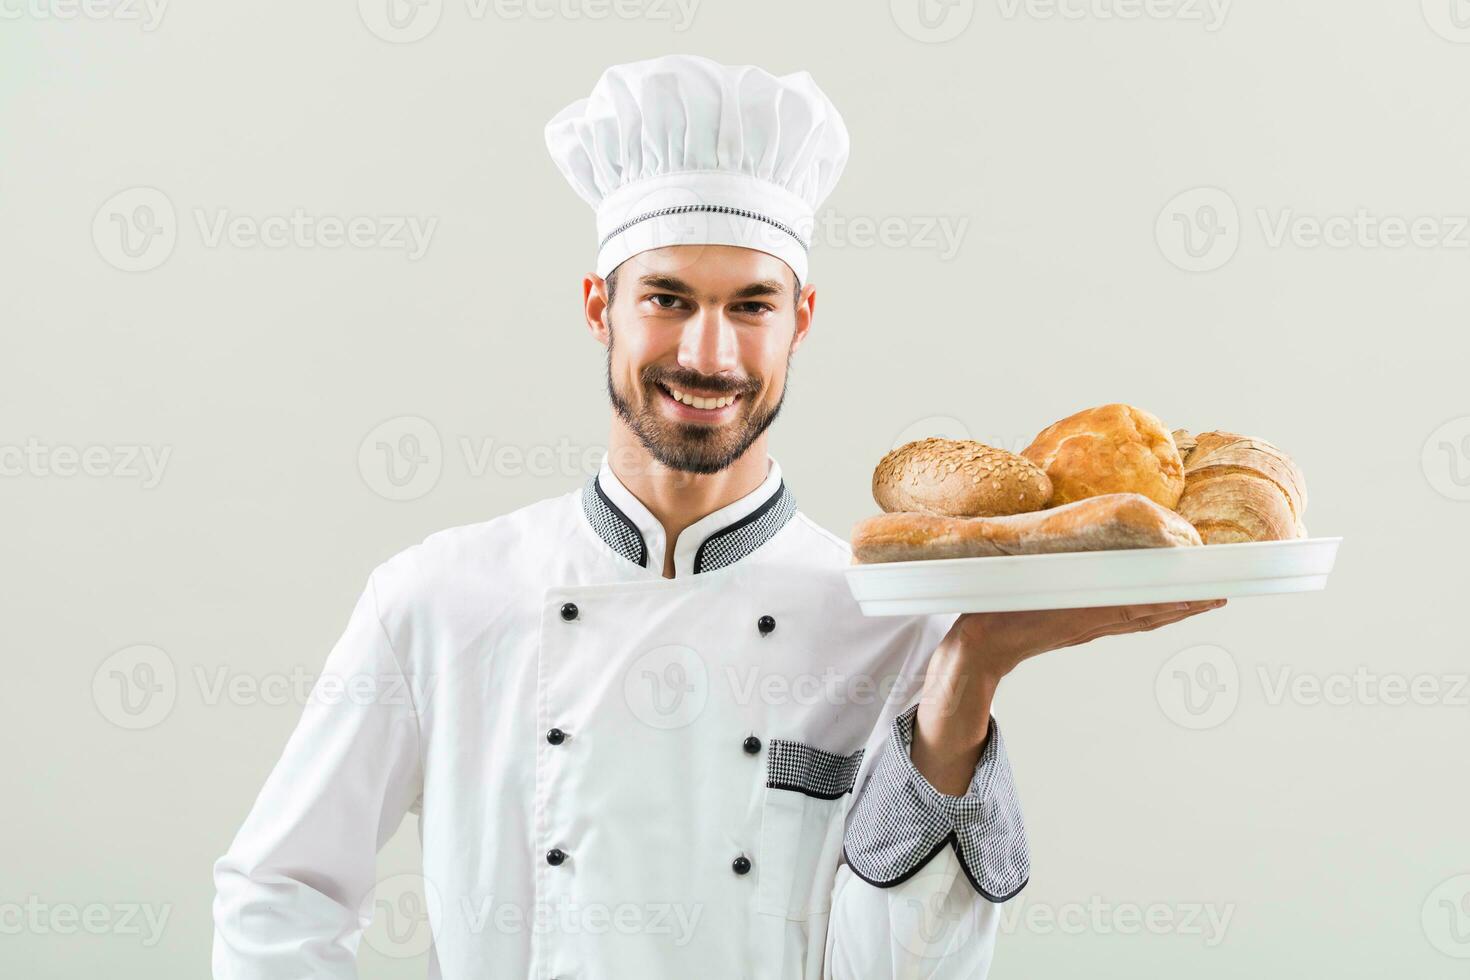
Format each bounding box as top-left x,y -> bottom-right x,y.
560,602 -> 579,621
742,735 -> 761,754
547,728 -> 566,745
757,615 -> 775,635
546,848 -> 566,866
732,855 -> 751,875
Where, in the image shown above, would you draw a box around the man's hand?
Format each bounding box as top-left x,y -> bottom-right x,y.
910,600 -> 1227,795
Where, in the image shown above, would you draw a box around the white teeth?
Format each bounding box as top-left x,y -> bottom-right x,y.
667,386 -> 735,410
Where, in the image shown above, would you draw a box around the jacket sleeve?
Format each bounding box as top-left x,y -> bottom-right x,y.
823,701 -> 1029,978
211,570 -> 424,979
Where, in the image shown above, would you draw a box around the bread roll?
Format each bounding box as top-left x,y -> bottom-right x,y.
1171,428 -> 1198,464
873,438 -> 1051,518
852,493 -> 1202,563
1022,404 -> 1185,509
1174,430 -> 1308,543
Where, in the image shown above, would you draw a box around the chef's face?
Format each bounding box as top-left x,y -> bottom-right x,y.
588,245 -> 813,475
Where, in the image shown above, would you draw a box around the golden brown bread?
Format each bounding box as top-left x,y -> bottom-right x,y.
1022,404 -> 1185,509
851,493 -> 1203,563
872,438 -> 1051,518
1171,428 -> 1198,464
1174,430 -> 1308,543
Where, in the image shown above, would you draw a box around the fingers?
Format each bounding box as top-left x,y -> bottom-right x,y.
1117,600 -> 1224,622
1055,600 -> 1225,650
1063,600 -> 1221,637
1131,609 -> 1207,631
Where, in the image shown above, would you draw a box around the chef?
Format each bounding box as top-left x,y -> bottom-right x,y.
211,54 -> 1222,980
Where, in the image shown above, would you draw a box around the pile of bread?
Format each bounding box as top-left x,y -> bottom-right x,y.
852,403 -> 1309,563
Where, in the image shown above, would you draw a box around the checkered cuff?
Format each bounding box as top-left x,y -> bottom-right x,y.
842,703 -> 1029,902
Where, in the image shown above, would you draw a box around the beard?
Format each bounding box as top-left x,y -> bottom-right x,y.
605,317 -> 789,475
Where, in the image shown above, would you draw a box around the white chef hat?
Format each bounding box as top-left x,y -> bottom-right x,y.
544,54 -> 850,285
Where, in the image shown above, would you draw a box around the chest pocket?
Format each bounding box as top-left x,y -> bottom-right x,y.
756,739 -> 865,920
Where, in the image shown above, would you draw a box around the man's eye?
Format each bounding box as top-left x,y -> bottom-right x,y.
734,302 -> 773,315
649,294 -> 684,310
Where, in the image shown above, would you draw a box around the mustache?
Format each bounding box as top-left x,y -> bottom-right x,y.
645,368 -> 759,396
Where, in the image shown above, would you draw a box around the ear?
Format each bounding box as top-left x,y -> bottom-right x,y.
584,274 -> 611,347
789,280 -> 815,355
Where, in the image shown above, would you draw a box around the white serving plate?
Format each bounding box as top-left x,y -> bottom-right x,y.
844,537 -> 1342,616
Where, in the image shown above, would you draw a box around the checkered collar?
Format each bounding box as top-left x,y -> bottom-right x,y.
581,452 -> 797,577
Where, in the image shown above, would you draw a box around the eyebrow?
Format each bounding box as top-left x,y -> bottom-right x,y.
637,274 -> 787,301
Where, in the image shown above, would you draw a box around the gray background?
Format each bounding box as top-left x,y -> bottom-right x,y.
4,1 -> 1469,976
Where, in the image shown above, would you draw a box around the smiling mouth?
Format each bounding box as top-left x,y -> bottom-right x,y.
655,381 -> 743,416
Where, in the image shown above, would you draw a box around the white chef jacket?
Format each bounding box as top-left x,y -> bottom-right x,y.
212,452 -> 1030,979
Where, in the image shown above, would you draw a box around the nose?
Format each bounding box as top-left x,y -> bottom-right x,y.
676,305 -> 739,378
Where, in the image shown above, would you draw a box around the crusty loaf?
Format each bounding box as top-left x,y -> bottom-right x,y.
1174,430 -> 1308,543
873,438 -> 1052,518
1171,428 -> 1198,464
1022,403 -> 1186,510
851,493 -> 1203,564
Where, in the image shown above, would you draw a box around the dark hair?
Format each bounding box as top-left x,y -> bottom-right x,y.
605,263 -> 802,307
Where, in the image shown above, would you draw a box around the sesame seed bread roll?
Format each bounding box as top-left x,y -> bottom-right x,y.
851,493 -> 1203,563
1021,403 -> 1186,510
872,438 -> 1052,518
